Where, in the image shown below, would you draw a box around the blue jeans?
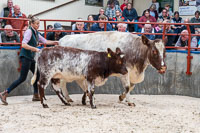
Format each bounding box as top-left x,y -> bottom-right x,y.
6,57 -> 40,94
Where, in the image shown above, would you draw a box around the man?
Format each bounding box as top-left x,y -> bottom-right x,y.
117,23 -> 127,32
47,22 -> 66,41
91,15 -> 112,31
175,30 -> 197,50
0,0 -> 14,28
180,18 -> 195,34
71,20 -> 85,35
7,5 -> 28,35
190,11 -> 200,31
1,24 -> 20,46
141,24 -> 155,40
105,1 -> 121,20
157,9 -> 170,22
112,10 -> 125,30
94,8 -> 109,21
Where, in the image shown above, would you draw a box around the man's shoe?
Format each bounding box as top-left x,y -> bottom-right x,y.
0,90 -> 8,105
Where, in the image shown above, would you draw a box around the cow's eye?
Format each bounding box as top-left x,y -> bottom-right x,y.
117,60 -> 122,64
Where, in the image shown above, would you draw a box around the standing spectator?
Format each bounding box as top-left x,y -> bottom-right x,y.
117,23 -> 127,32
47,22 -> 66,41
141,24 -> 155,40
91,15 -> 112,31
112,10 -> 126,30
71,21 -> 85,34
7,5 -> 28,35
0,15 -> 58,105
150,0 -> 159,12
138,9 -> 156,30
171,11 -> 183,43
120,0 -> 129,12
1,25 -> 20,45
94,8 -> 109,21
0,0 -> 14,28
175,30 -> 197,50
84,15 -> 95,31
155,20 -> 175,49
190,11 -> 200,31
122,3 -> 138,32
158,9 -> 170,22
105,1 -> 121,21
149,4 -> 158,20
107,0 -> 120,7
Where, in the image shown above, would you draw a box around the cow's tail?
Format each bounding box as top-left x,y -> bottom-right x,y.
31,51 -> 40,85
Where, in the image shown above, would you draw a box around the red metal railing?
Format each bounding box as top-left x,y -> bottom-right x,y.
0,17 -> 200,75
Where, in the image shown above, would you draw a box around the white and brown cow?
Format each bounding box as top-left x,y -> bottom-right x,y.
31,46 -> 127,108
59,31 -> 167,106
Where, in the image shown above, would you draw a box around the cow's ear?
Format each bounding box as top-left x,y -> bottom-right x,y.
107,48 -> 114,58
115,47 -> 121,55
141,35 -> 150,46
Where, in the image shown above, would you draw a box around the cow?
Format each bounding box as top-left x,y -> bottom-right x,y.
31,46 -> 128,108
59,31 -> 167,106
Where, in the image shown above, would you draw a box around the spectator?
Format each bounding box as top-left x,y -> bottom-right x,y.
7,5 -> 28,35
47,22 -> 66,41
149,4 -> 158,20
180,18 -> 195,34
0,0 -> 14,28
155,20 -> 163,32
105,1 -> 121,20
171,11 -> 183,43
94,8 -> 109,21
1,25 -> 20,46
190,11 -> 200,31
117,23 -> 127,32
112,10 -> 126,30
155,19 -> 175,49
122,3 -> 138,32
163,4 -> 173,18
158,9 -> 170,22
91,15 -> 112,31
107,0 -> 120,7
141,24 -> 155,40
175,30 -> 197,50
139,9 -> 156,29
120,0 -> 129,12
41,24 -> 53,37
84,15 -> 95,31
71,21 -> 85,35
150,0 -> 159,12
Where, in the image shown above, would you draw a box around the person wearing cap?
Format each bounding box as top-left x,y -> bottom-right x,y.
46,22 -> 66,41
91,15 -> 112,31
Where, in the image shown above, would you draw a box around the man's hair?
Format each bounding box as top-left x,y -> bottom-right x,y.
195,11 -> 200,16
98,15 -> 107,20
117,23 -> 127,28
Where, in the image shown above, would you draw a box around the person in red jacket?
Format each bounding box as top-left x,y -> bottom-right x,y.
138,9 -> 157,29
120,0 -> 129,11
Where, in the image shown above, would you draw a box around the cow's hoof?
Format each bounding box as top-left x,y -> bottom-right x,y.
43,104 -> 49,108
82,101 -> 86,105
128,102 -> 136,107
91,105 -> 96,109
67,99 -> 73,103
64,102 -> 71,106
119,95 -> 125,101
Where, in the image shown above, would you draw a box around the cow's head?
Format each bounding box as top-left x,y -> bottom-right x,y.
107,47 -> 128,75
141,35 -> 166,74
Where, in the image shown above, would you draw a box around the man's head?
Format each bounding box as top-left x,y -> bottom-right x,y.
98,15 -> 107,27
14,5 -> 21,16
115,10 -> 121,17
180,30 -> 189,42
117,23 -> 127,32
76,19 -> 84,31
162,9 -> 168,17
144,24 -> 152,33
127,3 -> 132,10
195,11 -> 200,19
184,18 -> 190,23
4,25 -> 13,37
7,0 -> 13,8
110,2 -> 115,9
99,8 -> 105,15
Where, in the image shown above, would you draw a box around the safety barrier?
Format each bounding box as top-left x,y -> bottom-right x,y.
0,17 -> 200,75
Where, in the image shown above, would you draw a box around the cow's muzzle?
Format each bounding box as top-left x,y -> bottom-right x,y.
158,66 -> 167,74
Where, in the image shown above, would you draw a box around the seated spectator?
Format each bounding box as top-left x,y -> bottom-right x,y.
84,15 -> 95,31
71,21 -> 85,35
180,18 -> 195,34
171,11 -> 183,43
163,4 -> 173,18
94,8 -> 109,21
105,1 -> 121,20
7,5 -> 28,35
140,24 -> 155,40
122,3 -> 138,32
149,4 -> 158,20
1,25 -> 20,46
41,24 -> 53,37
117,23 -> 127,32
190,11 -> 200,32
47,22 -> 66,41
155,19 -> 163,32
0,0 -> 14,28
175,30 -> 197,50
91,15 -> 112,31
157,9 -> 170,22
107,0 -> 120,7
139,9 -> 156,30
120,0 -> 129,12
149,0 -> 159,12
112,10 -> 126,30
155,20 -> 175,49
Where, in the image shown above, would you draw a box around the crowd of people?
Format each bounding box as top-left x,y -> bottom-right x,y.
0,0 -> 200,49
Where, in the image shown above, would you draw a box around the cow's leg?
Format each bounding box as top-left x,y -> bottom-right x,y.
76,80 -> 88,105
60,79 -> 73,102
82,92 -> 87,105
51,79 -> 70,106
87,82 -> 96,109
125,83 -> 136,106
119,73 -> 130,102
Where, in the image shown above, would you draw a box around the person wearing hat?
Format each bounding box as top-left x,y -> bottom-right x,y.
46,22 -> 67,41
